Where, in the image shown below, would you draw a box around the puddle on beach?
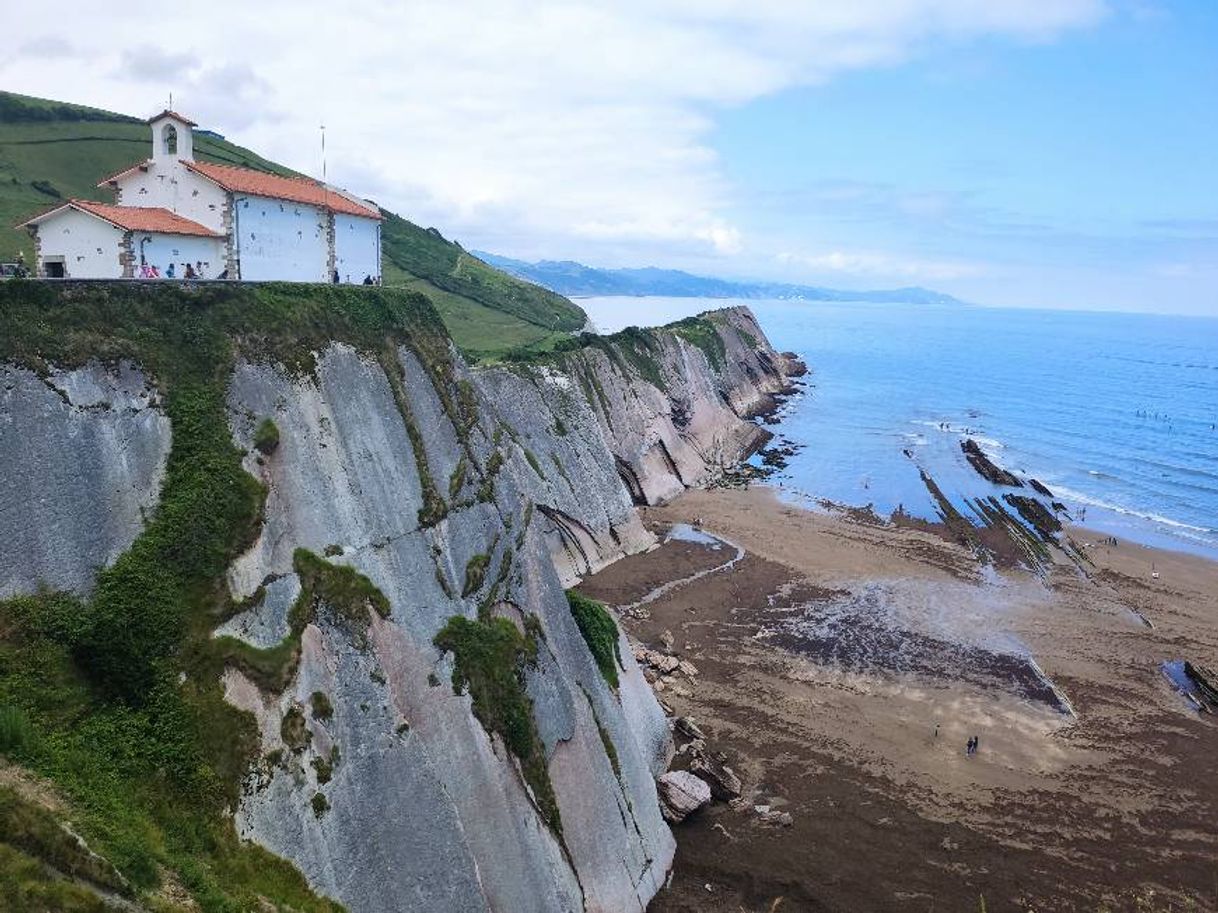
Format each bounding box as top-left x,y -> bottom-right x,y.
759,579 -> 1072,714
665,523 -> 725,548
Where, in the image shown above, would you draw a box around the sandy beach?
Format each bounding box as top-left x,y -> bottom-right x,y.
577,485 -> 1218,913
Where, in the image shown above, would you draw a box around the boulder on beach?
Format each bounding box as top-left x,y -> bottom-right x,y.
690,751 -> 742,801
657,771 -> 712,823
674,716 -> 706,742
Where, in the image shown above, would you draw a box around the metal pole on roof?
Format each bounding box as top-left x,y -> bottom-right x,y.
321,124 -> 333,281
321,124 -> 330,207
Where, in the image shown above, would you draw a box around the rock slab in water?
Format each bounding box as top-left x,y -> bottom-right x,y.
657,771 -> 712,823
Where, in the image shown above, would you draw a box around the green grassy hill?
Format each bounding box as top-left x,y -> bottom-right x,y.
0,91 -> 585,359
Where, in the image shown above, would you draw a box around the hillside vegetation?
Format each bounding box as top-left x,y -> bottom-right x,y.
0,91 -> 584,359
0,280 -> 460,912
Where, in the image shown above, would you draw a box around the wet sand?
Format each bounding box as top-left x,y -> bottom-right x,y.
578,486 -> 1218,913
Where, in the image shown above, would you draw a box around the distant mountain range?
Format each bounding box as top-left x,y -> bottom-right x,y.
475,252 -> 971,306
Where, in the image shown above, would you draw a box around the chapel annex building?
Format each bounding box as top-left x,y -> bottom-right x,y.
21,110 -> 382,283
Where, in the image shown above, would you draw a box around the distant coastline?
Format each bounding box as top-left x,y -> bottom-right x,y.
475,250 -> 971,306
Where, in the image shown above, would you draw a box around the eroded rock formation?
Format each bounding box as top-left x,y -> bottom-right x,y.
0,286 -> 800,913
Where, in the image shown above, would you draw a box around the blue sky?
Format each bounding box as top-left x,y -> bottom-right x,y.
708,2 -> 1218,313
4,0 -> 1216,314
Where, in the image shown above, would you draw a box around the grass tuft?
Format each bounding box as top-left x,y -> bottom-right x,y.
462,554 -> 491,598
253,417 -> 280,455
566,592 -> 623,689
433,616 -> 560,833
310,691 -> 333,721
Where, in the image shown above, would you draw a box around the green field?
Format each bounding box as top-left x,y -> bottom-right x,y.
0,91 -> 584,359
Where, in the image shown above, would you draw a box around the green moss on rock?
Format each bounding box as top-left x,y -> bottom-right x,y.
311,755 -> 333,785
310,691 -> 334,721
215,548 -> 391,692
566,591 -> 623,689
449,456 -> 468,498
433,616 -> 560,832
0,281 -> 450,911
523,448 -> 546,479
311,792 -> 329,819
253,417 -> 280,455
670,316 -> 727,372
281,706 -> 311,752
462,554 -> 491,597
595,718 -> 621,781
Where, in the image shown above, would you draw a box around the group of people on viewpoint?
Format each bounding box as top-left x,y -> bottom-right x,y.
133,263 -> 379,283
139,260 -> 215,280
332,268 -> 380,285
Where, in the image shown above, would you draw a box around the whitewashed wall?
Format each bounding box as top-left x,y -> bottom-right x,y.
234,195 -> 329,282
333,215 -> 380,284
116,162 -> 228,234
138,234 -> 226,278
36,209 -> 123,278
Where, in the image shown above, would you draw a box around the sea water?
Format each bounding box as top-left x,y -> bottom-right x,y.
579,296 -> 1218,558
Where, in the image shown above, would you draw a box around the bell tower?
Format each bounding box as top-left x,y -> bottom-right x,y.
147,109 -> 196,163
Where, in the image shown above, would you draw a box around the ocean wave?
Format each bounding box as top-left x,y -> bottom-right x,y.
967,435 -> 1005,451
909,419 -> 1000,443
1052,485 -> 1215,536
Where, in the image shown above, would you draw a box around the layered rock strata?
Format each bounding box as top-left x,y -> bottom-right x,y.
0,291 -> 799,913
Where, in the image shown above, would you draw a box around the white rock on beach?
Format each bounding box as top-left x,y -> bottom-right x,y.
657,771 -> 712,823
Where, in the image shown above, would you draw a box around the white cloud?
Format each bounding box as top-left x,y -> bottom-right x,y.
2,0 -> 1106,266
776,248 -> 988,281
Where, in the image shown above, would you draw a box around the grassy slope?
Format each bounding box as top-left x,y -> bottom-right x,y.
0,90 -> 584,359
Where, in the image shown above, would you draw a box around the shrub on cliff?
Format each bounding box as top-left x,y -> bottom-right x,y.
253,417 -> 280,455
566,591 -> 623,689
433,614 -> 559,832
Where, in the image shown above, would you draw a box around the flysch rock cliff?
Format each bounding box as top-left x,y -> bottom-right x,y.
0,287 -> 800,913
483,307 -> 801,584
0,361 -> 170,599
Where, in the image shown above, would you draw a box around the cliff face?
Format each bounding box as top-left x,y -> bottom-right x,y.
0,284 -> 797,913
485,306 -> 800,584
0,361 -> 170,599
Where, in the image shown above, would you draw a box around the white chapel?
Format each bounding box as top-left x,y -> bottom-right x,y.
21,110 -> 382,283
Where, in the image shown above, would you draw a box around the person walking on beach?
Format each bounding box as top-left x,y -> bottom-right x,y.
972,735 -> 980,755
934,722 -> 940,739
966,737 -> 974,756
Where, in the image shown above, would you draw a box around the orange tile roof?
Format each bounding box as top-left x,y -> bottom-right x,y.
19,200 -> 223,237
97,159 -> 151,187
184,161 -> 381,220
146,110 -> 198,126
